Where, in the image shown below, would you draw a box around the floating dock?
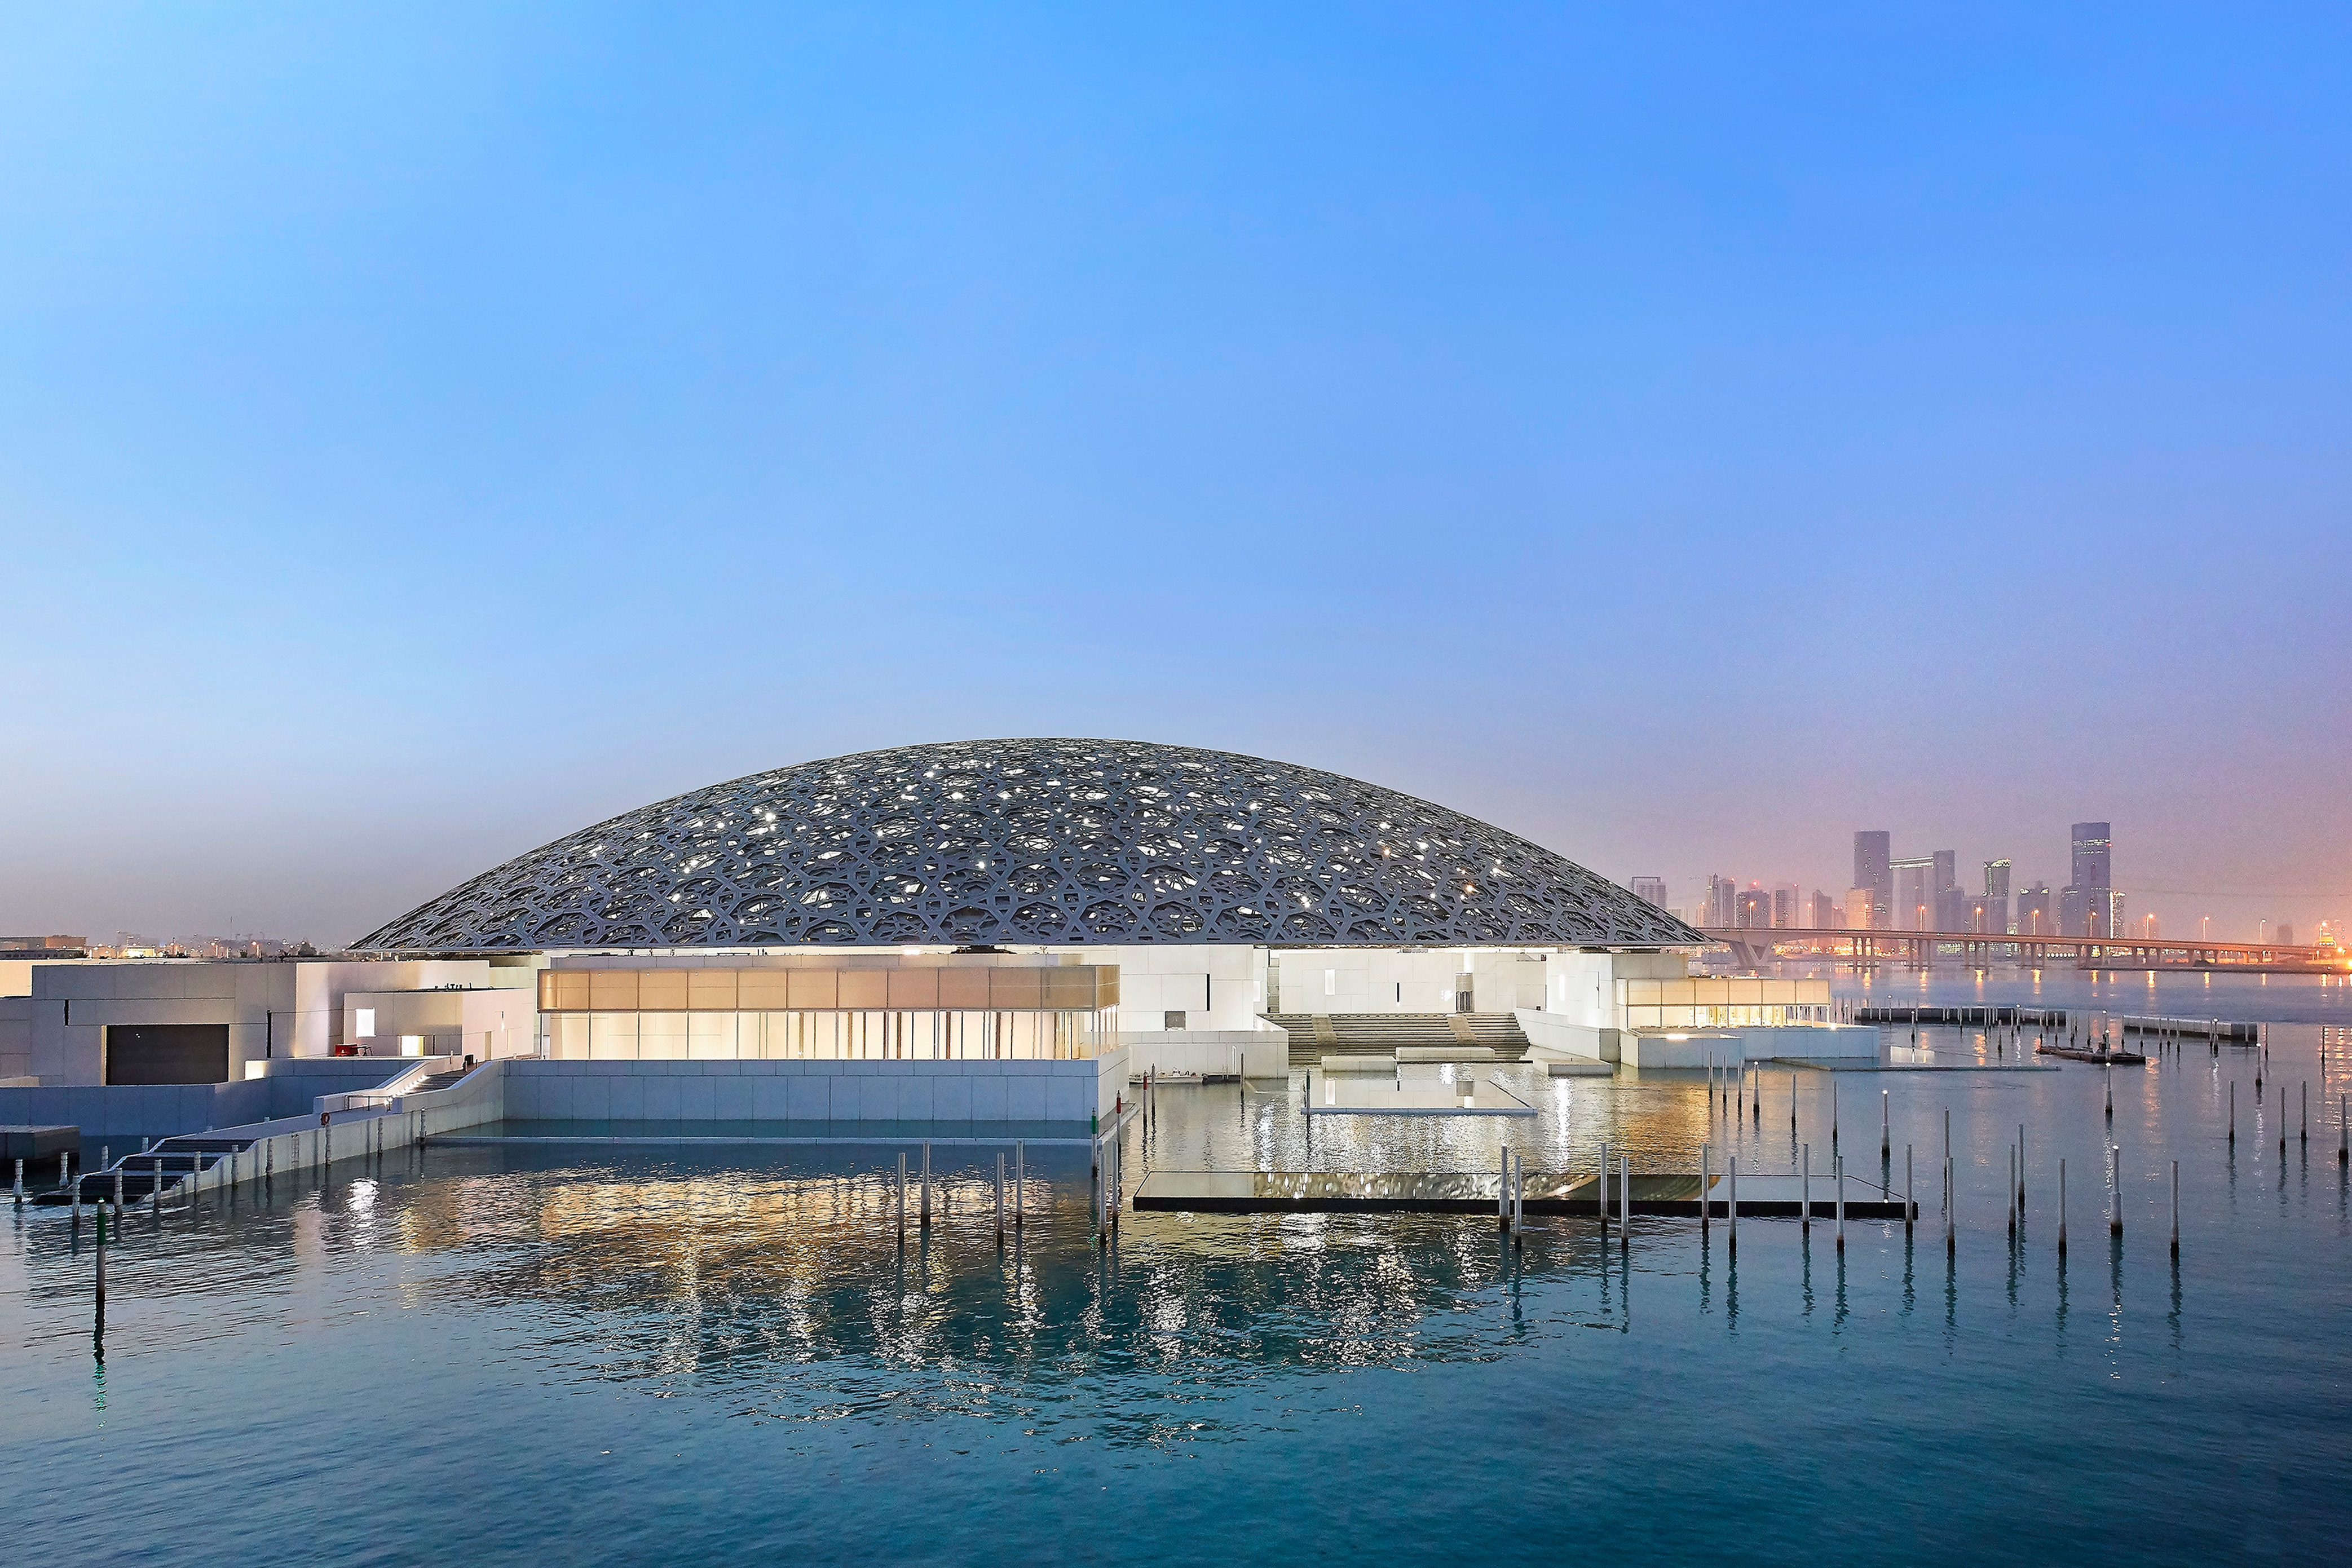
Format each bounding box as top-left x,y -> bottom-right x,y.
1131,1169 -> 1911,1218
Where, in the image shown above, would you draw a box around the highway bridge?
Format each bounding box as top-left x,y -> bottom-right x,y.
1695,926 -> 2342,973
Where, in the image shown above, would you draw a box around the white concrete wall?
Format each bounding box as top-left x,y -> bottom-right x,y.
0,996 -> 30,1079
1622,1024 -> 1879,1067
1272,948 -> 1470,1015
501,1052 -> 1127,1127
1092,944 -> 1265,1030
1265,948 -> 1692,1019
1620,1033 -> 1746,1068
1118,1027 -> 1288,1079
1515,1009 -> 1618,1062
343,986 -> 537,1060
13,957 -> 539,1085
0,1057 -> 413,1141
290,960 -> 535,1058
1538,950 -> 1692,1028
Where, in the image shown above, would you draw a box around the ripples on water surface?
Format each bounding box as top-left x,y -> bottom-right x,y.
7,984 -> 2351,1565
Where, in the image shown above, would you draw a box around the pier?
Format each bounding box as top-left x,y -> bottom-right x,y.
1132,1168 -> 1910,1218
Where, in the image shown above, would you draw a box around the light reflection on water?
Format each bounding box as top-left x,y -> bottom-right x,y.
5,1008 -> 2350,1563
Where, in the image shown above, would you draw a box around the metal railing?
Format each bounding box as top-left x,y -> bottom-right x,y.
316,1055 -> 462,1113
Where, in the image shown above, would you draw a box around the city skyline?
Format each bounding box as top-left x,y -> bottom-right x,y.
1639,815 -> 2332,944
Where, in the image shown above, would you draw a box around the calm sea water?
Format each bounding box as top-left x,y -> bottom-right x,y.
6,971 -> 2349,1565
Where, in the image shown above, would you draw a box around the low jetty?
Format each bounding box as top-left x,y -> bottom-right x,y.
1132,1168 -> 1910,1218
2036,1043 -> 2149,1065
2118,1016 -> 2259,1043
1854,1005 -> 2066,1027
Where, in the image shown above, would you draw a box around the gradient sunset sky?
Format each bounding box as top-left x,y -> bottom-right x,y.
3,5 -> 2346,944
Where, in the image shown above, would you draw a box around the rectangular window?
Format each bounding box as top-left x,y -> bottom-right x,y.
355,1008 -> 376,1039
1164,1010 -> 1187,1030
399,1035 -> 425,1057
1323,968 -> 1336,996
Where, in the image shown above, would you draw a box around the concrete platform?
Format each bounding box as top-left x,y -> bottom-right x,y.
1395,1045 -> 1496,1063
1,1125 -> 78,1160
1132,1168 -> 1911,1218
1303,1069 -> 1534,1116
1785,1055 -> 2058,1074
1546,1061 -> 1614,1078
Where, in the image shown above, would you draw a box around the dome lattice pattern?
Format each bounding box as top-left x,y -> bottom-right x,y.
355,739 -> 1699,951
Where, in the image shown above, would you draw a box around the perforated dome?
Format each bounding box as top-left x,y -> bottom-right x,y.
354,738 -> 1698,951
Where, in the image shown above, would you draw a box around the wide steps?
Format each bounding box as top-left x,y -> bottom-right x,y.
26,1134 -> 261,1205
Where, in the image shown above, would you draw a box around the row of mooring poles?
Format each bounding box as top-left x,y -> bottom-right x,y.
894,1139 -> 1035,1250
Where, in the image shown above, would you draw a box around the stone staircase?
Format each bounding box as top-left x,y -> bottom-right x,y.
1266,1013 -> 1530,1066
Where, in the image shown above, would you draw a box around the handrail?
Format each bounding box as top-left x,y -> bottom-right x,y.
317,1055 -> 461,1113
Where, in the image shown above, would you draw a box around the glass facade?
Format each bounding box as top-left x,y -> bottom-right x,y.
538,1007 -> 1114,1062
1617,976 -> 1833,1032
532,962 -> 1120,1062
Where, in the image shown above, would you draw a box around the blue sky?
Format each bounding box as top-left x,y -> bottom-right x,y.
3,4 -> 2346,943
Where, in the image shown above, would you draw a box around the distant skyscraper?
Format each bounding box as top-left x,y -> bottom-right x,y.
1930,851 -> 1968,930
2279,922 -> 2296,946
1630,876 -> 1668,909
1735,887 -> 1768,928
1845,887 -> 1874,930
1772,881 -> 1799,929
2062,821 -> 2115,937
1854,831 -> 1892,930
2071,822 -> 2112,893
1810,890 -> 1835,928
1982,858 -> 2012,935
2018,882 -> 2053,935
1707,875 -> 1737,927
1892,855 -> 1935,931
2059,886 -> 2088,937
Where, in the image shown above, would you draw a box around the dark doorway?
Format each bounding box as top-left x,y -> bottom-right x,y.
105,1023 -> 230,1084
